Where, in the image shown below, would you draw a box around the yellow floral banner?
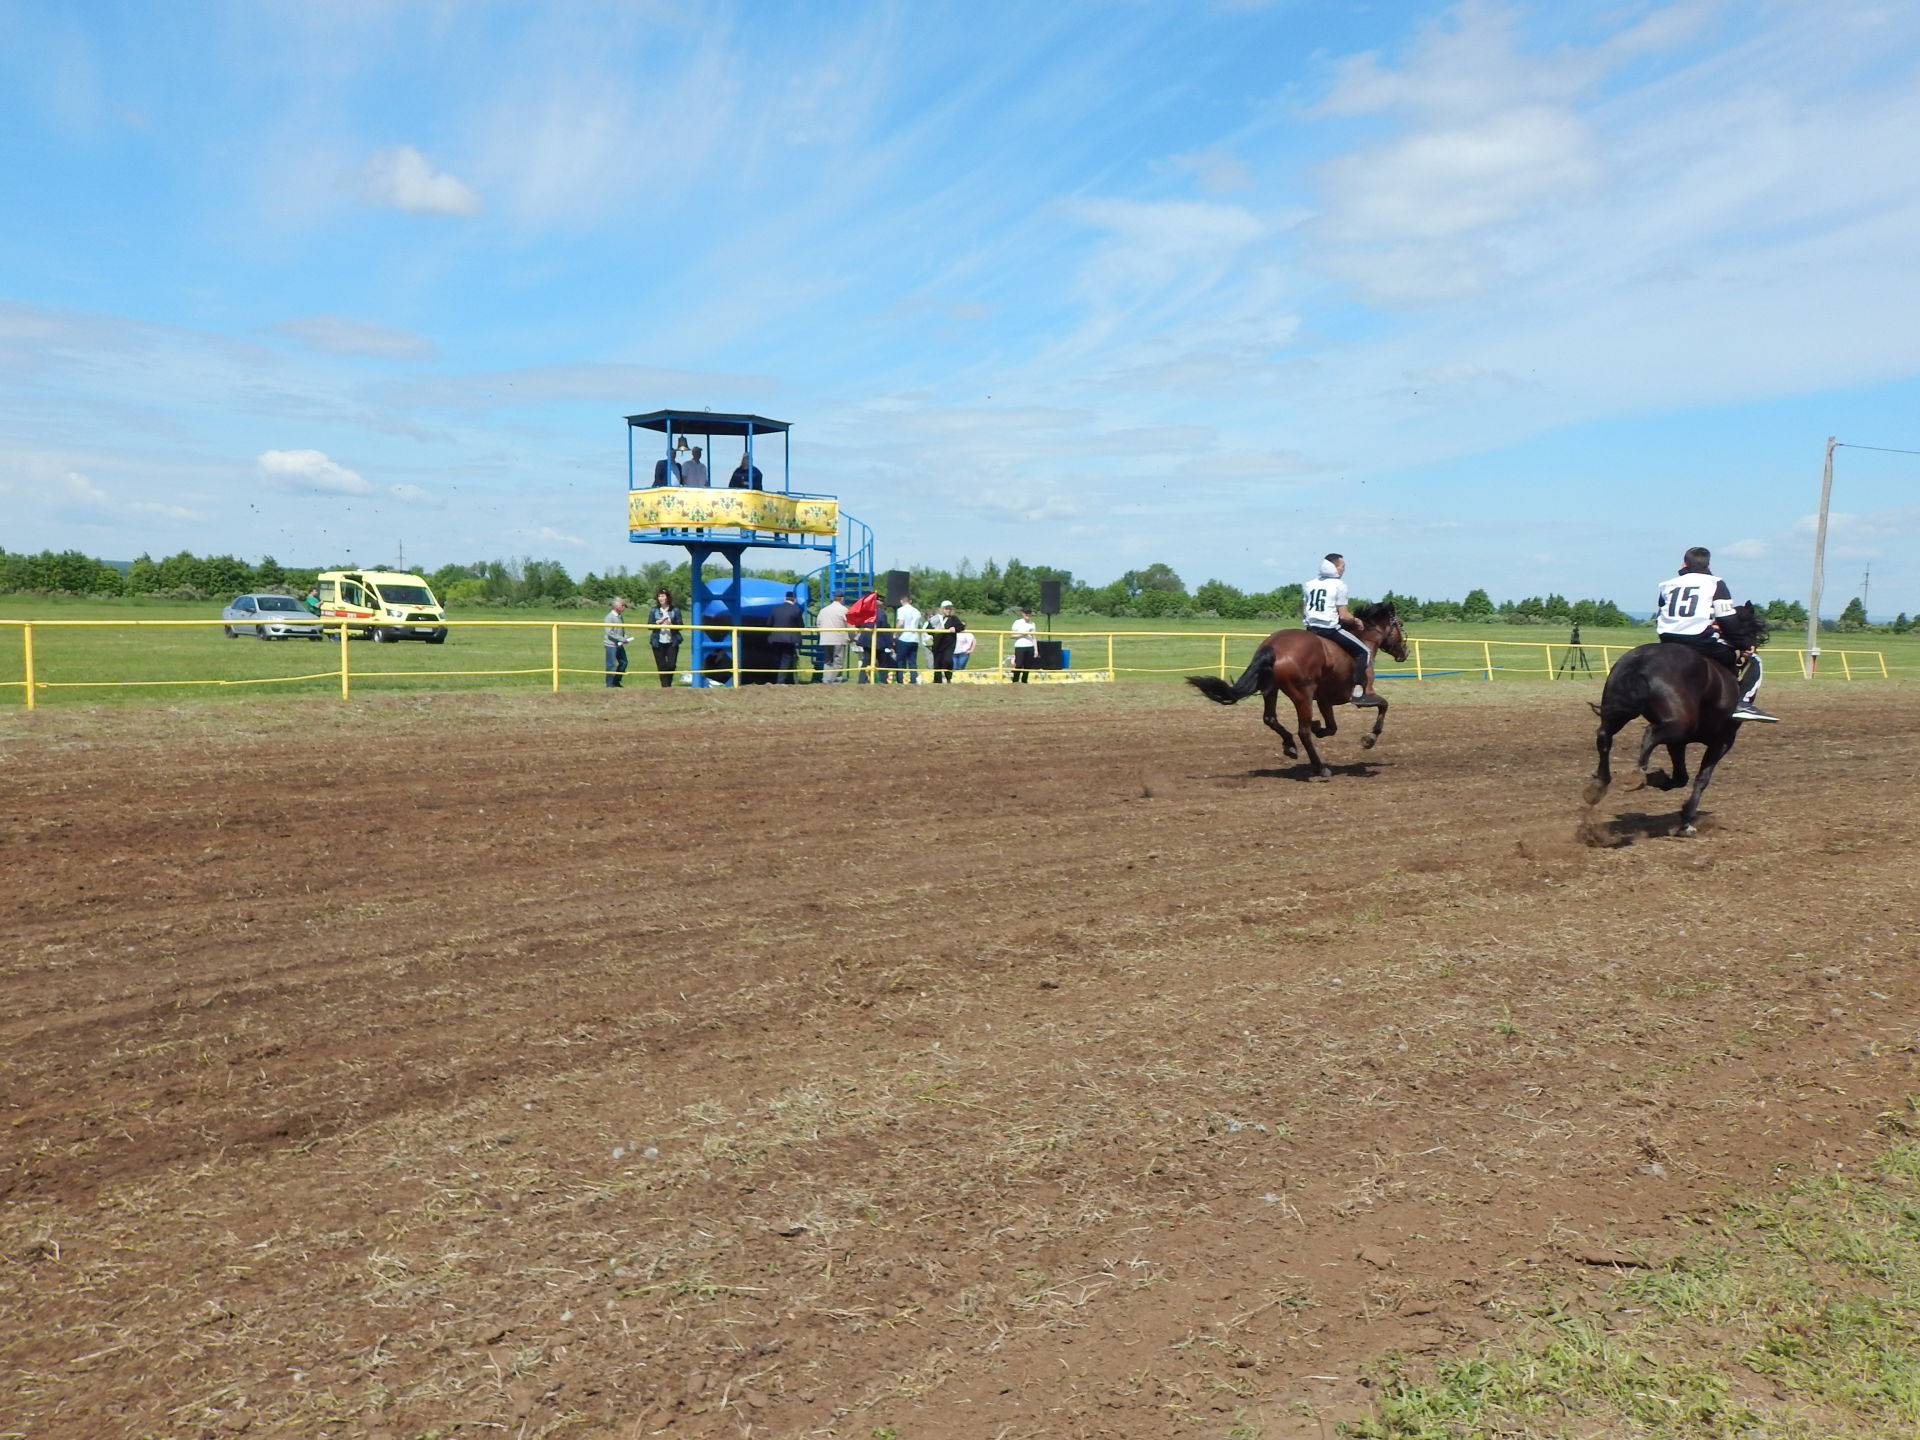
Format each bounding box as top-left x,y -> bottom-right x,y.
627,487 -> 839,535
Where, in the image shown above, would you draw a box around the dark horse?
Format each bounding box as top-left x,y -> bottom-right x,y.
1186,603 -> 1409,779
1584,603 -> 1768,835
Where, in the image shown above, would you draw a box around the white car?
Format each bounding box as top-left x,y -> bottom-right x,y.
222,593 -> 326,640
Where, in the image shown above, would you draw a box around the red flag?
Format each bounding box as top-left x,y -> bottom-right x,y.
845,591 -> 879,626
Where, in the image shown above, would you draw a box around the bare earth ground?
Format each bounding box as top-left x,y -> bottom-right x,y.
2,683 -> 1917,1440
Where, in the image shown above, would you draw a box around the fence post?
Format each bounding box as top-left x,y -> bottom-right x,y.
1878,651 -> 1889,679
731,625 -> 741,688
1482,640 -> 1494,681
1840,651 -> 1853,681
22,624 -> 34,711
1542,643 -> 1553,678
1107,632 -> 1115,678
996,629 -> 1005,678
551,624 -> 561,693
1218,634 -> 1227,679
339,621 -> 351,699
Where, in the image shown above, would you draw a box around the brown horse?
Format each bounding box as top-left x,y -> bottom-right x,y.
1187,603 -> 1409,778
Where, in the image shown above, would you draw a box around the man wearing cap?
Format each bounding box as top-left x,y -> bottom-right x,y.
927,601 -> 963,682
765,589 -> 803,684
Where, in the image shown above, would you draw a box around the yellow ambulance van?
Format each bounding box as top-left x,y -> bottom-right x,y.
315,570 -> 449,643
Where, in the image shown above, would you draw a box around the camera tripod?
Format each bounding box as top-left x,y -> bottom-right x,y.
1556,623 -> 1593,676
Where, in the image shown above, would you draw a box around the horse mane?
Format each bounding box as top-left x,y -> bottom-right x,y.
1354,601 -> 1398,628
1719,602 -> 1769,650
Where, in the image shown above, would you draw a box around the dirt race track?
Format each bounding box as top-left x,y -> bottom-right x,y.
3,683 -> 1918,1439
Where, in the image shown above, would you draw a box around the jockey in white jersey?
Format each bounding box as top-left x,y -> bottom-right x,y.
1655,545 -> 1778,723
1302,553 -> 1384,708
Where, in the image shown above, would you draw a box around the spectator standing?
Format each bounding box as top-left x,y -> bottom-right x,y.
927,601 -> 962,682
816,594 -> 851,682
766,590 -> 803,683
728,454 -> 764,490
603,597 -> 634,688
1010,605 -> 1038,683
652,455 -> 683,487
679,446 -> 709,487
647,588 -> 682,688
893,595 -> 924,683
302,586 -> 321,615
951,626 -> 977,673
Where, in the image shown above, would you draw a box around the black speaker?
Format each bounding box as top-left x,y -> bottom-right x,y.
1036,639 -> 1064,670
885,569 -> 910,605
1038,579 -> 1062,616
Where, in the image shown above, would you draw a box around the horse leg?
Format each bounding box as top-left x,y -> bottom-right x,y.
1260,682 -> 1298,760
1666,742 -> 1691,791
1584,719 -> 1618,805
1677,734 -> 1736,836
1360,693 -> 1387,751
1294,692 -> 1331,779
1635,723 -> 1687,789
1311,698 -> 1337,739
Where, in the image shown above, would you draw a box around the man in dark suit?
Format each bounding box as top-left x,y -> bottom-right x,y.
652,454 -> 683,486
765,590 -> 803,683
728,454 -> 764,489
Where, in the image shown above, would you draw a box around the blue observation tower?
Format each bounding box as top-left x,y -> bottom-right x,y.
624,410 -> 874,684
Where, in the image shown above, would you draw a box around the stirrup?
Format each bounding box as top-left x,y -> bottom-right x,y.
1351,691 -> 1385,708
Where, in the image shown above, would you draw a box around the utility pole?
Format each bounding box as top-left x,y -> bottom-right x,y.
1861,564 -> 1870,619
1806,435 -> 1834,677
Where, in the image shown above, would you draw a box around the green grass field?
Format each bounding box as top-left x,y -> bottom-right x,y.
0,595 -> 1911,707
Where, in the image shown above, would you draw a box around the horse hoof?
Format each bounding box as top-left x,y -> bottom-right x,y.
1312,770 -> 1332,782
1582,781 -> 1606,806
1678,823 -> 1698,837
1361,735 -> 1377,750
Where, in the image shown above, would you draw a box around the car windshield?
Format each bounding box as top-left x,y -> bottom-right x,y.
376,584 -> 435,606
257,596 -> 304,612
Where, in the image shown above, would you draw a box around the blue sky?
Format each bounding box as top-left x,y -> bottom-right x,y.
3,0 -> 1918,613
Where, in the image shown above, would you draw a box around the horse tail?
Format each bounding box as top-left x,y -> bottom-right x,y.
1187,645 -> 1273,705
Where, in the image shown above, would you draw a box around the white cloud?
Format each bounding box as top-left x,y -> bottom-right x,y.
257,449 -> 372,494
356,145 -> 482,217
1167,146 -> 1252,195
1724,538 -> 1770,559
272,314 -> 437,361
387,482 -> 443,508
525,525 -> 585,548
59,469 -> 197,521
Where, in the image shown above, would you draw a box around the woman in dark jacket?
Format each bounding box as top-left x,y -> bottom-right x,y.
647,588 -> 683,688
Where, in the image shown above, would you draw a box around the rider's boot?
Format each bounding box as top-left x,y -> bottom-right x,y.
1350,656 -> 1385,708
1731,658 -> 1780,722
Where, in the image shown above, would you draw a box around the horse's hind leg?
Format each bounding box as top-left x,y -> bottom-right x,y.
1294,693 -> 1331,779
1260,684 -> 1299,760
1586,719 -> 1620,805
1636,723 -> 1687,789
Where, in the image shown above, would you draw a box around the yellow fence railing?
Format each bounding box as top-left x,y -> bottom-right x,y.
0,619 -> 1897,709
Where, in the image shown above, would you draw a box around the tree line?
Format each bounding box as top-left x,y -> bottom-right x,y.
0,545 -> 1907,631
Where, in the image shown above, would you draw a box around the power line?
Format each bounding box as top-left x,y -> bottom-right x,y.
1835,442 -> 1920,456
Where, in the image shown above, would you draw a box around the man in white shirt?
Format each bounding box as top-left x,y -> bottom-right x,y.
816,595 -> 851,683
893,596 -> 925,683
1009,605 -> 1038,683
680,446 -> 710,488
1302,554 -> 1383,707
1656,546 -> 1777,722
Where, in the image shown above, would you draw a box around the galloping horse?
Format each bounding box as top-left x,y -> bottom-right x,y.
1584,603 -> 1767,835
1187,603 -> 1409,779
